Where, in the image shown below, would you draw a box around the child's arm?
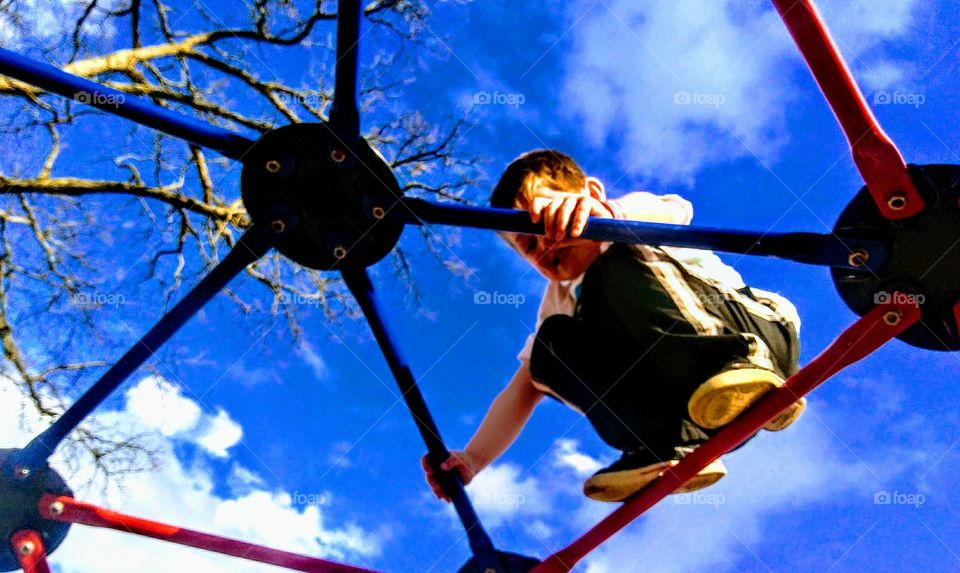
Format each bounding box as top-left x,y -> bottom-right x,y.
422,361 -> 544,501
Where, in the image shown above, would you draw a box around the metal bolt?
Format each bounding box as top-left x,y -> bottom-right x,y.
17,541 -> 35,556
883,310 -> 902,326
887,193 -> 907,211
848,249 -> 869,268
331,148 -> 347,163
333,245 -> 348,260
49,501 -> 65,517
264,159 -> 282,173
13,465 -> 30,479
270,220 -> 286,234
372,205 -> 386,220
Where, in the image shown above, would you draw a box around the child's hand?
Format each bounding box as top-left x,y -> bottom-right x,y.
526,188 -> 622,240
421,450 -> 483,502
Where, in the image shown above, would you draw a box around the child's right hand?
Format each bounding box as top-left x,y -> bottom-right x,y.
421,450 -> 483,502
524,187 -> 622,240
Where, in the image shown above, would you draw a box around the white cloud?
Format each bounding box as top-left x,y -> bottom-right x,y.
194,409 -> 243,458
466,463 -> 550,528
125,377 -> 241,458
297,340 -> 329,380
125,377 -> 202,437
0,377 -> 382,572
553,439 -> 603,476
561,0 -> 922,185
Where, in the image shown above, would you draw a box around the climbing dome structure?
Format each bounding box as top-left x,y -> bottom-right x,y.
1,1 -> 958,571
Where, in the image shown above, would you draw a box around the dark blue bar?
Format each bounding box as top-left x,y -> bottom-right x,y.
329,0 -> 361,142
0,47 -> 255,160
391,198 -> 886,271
10,208 -> 298,473
342,269 -> 504,573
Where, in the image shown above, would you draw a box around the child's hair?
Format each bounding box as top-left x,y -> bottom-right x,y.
489,150 -> 586,209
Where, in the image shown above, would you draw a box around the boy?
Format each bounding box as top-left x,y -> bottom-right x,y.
422,150 -> 803,502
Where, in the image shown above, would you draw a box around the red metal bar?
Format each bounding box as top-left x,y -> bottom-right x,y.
954,301 -> 960,340
11,530 -> 51,573
38,495 -> 380,573
532,299 -> 921,572
769,0 -> 923,220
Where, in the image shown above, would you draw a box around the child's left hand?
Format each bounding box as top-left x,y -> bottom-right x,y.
525,188 -> 622,240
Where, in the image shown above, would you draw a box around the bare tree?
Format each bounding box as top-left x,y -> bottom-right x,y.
0,0 -> 482,481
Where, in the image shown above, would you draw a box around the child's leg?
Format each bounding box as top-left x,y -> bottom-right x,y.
529,313 -> 680,457
573,243 -> 801,431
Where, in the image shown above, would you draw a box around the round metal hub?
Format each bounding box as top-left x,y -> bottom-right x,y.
0,449 -> 73,572
832,164 -> 960,351
240,123 -> 405,270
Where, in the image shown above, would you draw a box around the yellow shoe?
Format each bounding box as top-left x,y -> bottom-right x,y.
688,362 -> 805,431
583,446 -> 727,502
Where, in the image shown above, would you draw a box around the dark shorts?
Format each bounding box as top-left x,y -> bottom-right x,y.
529,243 -> 800,455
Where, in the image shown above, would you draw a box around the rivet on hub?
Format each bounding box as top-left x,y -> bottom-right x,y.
848,248 -> 870,268
333,245 -> 348,260
372,205 -> 386,220
883,310 -> 902,326
331,148 -> 347,163
264,159 -> 282,173
49,500 -> 65,516
271,220 -> 286,234
887,193 -> 908,211
17,541 -> 35,556
14,465 -> 30,479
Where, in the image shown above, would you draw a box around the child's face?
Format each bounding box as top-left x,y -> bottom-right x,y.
503,183 -> 604,281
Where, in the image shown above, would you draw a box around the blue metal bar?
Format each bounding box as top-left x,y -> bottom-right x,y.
0,47 -> 255,160
342,268 -> 504,573
329,0 -> 361,142
389,198 -> 887,271
9,207 -> 299,475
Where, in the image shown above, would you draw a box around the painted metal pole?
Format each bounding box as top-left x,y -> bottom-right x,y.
9,208 -> 298,474
342,268 -> 504,573
0,47 -> 255,160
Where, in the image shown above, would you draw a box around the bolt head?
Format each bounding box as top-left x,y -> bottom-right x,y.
333,245 -> 348,260
848,249 -> 869,268
270,220 -> 286,233
887,193 -> 908,211
264,159 -> 282,173
331,148 -> 347,163
49,500 -> 65,516
18,541 -> 35,556
13,465 -> 30,479
883,310 -> 902,326
372,206 -> 385,220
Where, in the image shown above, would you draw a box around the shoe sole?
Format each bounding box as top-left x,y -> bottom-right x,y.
688,367 -> 805,431
584,459 -> 727,502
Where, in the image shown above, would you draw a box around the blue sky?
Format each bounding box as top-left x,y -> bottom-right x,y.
2,0 -> 960,572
